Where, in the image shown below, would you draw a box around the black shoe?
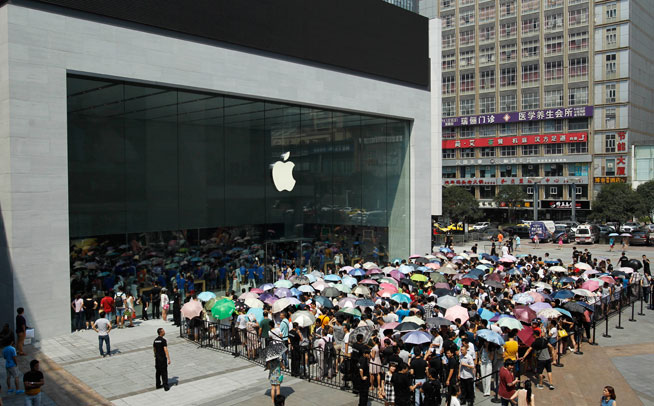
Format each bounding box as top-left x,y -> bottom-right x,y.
156,385 -> 163,389
164,386 -> 170,391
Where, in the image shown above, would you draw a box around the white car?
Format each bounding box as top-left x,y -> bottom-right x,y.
620,222 -> 640,233
472,222 -> 490,231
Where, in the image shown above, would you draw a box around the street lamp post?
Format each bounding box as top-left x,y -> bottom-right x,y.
570,179 -> 577,223
532,177 -> 543,221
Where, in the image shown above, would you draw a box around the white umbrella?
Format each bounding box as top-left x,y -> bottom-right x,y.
537,308 -> 562,319
353,285 -> 371,296
574,263 -> 592,271
298,285 -> 315,293
363,262 -> 378,270
291,311 -> 316,328
571,288 -> 593,297
619,267 -> 635,274
549,266 -> 567,274
437,295 -> 459,309
244,298 -> 264,308
272,297 -> 292,313
533,281 -> 552,290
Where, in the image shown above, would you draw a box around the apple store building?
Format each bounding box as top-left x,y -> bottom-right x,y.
0,0 -> 440,338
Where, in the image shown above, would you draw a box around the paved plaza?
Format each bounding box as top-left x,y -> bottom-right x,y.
1,241 -> 653,406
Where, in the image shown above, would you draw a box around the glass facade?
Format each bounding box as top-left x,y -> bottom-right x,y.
67,75 -> 411,268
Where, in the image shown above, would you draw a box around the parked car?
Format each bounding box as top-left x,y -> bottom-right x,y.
503,225 -> 530,239
597,224 -> 616,239
553,224 -> 572,243
472,222 -> 490,231
630,230 -> 650,246
575,224 -> 600,244
529,221 -> 555,242
620,222 -> 641,233
559,221 -> 580,234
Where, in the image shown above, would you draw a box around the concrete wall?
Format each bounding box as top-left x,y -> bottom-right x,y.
1,3 -> 433,338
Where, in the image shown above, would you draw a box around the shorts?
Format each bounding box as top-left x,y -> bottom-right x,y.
163,304 -> 170,310
6,366 -> 18,378
115,307 -> 125,317
537,359 -> 552,374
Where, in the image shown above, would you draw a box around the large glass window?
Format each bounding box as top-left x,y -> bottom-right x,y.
67,75 -> 411,270
544,163 -> 564,176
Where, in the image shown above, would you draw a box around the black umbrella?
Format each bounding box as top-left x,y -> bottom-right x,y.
433,288 -> 455,297
395,321 -> 420,332
563,301 -> 587,314
486,280 -> 504,289
414,257 -> 429,264
349,325 -> 374,343
628,259 -> 642,270
426,317 -> 453,328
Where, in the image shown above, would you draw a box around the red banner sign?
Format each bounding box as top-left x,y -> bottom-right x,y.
442,132 -> 587,149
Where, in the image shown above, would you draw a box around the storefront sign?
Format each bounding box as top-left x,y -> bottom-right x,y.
443,176 -> 588,186
593,176 -> 627,184
442,132 -> 587,149
442,154 -> 592,167
541,200 -> 591,210
442,106 -> 593,127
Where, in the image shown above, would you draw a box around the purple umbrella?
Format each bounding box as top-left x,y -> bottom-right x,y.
275,288 -> 293,298
259,292 -> 274,302
264,296 -> 279,305
390,270 -> 405,280
529,302 -> 552,313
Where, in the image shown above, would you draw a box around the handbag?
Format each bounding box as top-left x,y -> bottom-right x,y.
558,329 -> 568,338
278,366 -> 284,383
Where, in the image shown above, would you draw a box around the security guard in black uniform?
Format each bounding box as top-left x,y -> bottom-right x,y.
153,327 -> 171,391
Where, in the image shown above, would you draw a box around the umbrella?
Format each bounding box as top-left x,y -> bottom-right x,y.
334,283 -> 352,294
620,233 -> 632,237
430,273 -> 447,283
552,290 -> 575,300
426,263 -> 441,270
259,283 -> 275,291
549,266 -> 567,274
362,262 -> 379,270
479,308 -> 496,321
325,274 -> 341,282
366,268 -> 383,275
526,291 -> 544,302
608,233 -> 619,237
457,294 -> 474,304
411,274 -> 428,283
574,263 -> 593,271
274,280 -> 293,288
349,269 -> 366,277
323,287 -> 340,298
265,341 -> 288,362
353,285 -> 371,296
298,285 -> 315,293
563,301 -> 587,314
440,266 -> 458,275
377,289 -> 395,298
554,307 -> 572,318
517,326 -> 535,346
244,297 -> 264,308
340,266 -> 354,272
291,311 -> 316,328
627,259 -> 642,270
390,293 -> 412,303
444,305 -> 469,324
390,270 -> 405,280
538,308 -> 562,319
559,276 -> 576,284
211,299 -> 236,320
477,329 -> 504,346
437,295 -> 459,309
355,298 -> 375,308
271,297 -> 293,313
497,317 -> 523,330
250,288 -> 264,294
572,288 -> 594,297
486,280 -> 504,289
338,307 -> 362,318
274,288 -> 293,298
513,293 -> 535,305
533,281 -> 553,291
314,296 -> 334,308
581,281 -> 599,292
529,302 -> 551,313
181,300 -> 203,319
312,280 -> 328,291
379,283 -> 398,293
426,317 -> 453,327
349,326 -> 374,343
619,267 -> 634,274
338,297 -> 358,308
359,279 -> 379,285
403,316 -> 426,325
500,255 -> 517,263
396,321 -> 420,332
204,298 -> 216,311
197,291 -> 217,301
381,321 -> 400,331
514,305 -> 537,323
246,307 -> 264,323
402,330 -> 433,345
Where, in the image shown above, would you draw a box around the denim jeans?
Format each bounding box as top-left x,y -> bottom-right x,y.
98,335 -> 111,356
414,378 -> 426,406
25,392 -> 41,406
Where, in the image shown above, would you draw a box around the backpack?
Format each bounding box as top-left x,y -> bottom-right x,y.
324,337 -> 336,361
114,294 -> 124,308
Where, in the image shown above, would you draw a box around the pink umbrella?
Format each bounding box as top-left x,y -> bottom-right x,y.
360,279 -> 379,285
264,296 -> 279,305
526,291 -> 544,302
390,270 -> 405,280
181,300 -> 203,319
409,254 -> 423,258
434,282 -> 450,289
444,305 -> 469,324
426,263 -> 441,270
600,276 -> 616,284
250,288 -> 264,294
514,305 -> 537,323
582,269 -> 599,277
581,280 -> 600,292
381,321 -> 399,331
312,280 -> 328,291
340,266 -> 354,272
239,292 -> 259,300
378,289 -> 395,298
366,268 -> 383,275
500,255 -> 517,263
379,283 -> 398,292
529,302 -> 551,312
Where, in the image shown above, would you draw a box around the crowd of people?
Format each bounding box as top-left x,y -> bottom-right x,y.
178,243 -> 647,406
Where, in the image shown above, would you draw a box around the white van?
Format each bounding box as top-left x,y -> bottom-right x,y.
575,224 -> 599,244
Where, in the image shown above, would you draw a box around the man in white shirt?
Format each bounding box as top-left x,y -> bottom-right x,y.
92,315 -> 112,357
459,345 -> 475,405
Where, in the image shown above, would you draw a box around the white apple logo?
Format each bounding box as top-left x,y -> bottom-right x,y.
271,151 -> 296,192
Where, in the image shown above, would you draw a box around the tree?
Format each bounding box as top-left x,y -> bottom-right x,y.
589,182 -> 646,225
636,180 -> 654,221
441,186 -> 480,225
494,185 -> 528,223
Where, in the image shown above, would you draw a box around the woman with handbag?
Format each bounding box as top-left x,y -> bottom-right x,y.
268,357 -> 283,406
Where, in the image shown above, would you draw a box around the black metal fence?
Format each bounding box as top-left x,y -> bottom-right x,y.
180,282 -> 646,403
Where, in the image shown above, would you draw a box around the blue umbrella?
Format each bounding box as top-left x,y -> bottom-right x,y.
246,307 -> 264,323
467,269 -> 485,278
392,258 -> 403,265
440,247 -> 453,253
554,307 -> 573,318
314,296 -> 334,308
290,288 -> 302,297
553,290 -> 575,300
402,330 -> 433,345
197,291 -> 216,301
477,329 -> 505,346
391,293 -> 412,303
544,260 -> 559,265
478,308 -> 496,321
355,299 -> 375,307
349,269 -> 366,277
259,283 -> 275,291
559,277 -> 576,283
325,274 -> 341,282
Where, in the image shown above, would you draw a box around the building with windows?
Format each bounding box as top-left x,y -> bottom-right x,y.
0,0 -> 438,339
429,0 -> 654,220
